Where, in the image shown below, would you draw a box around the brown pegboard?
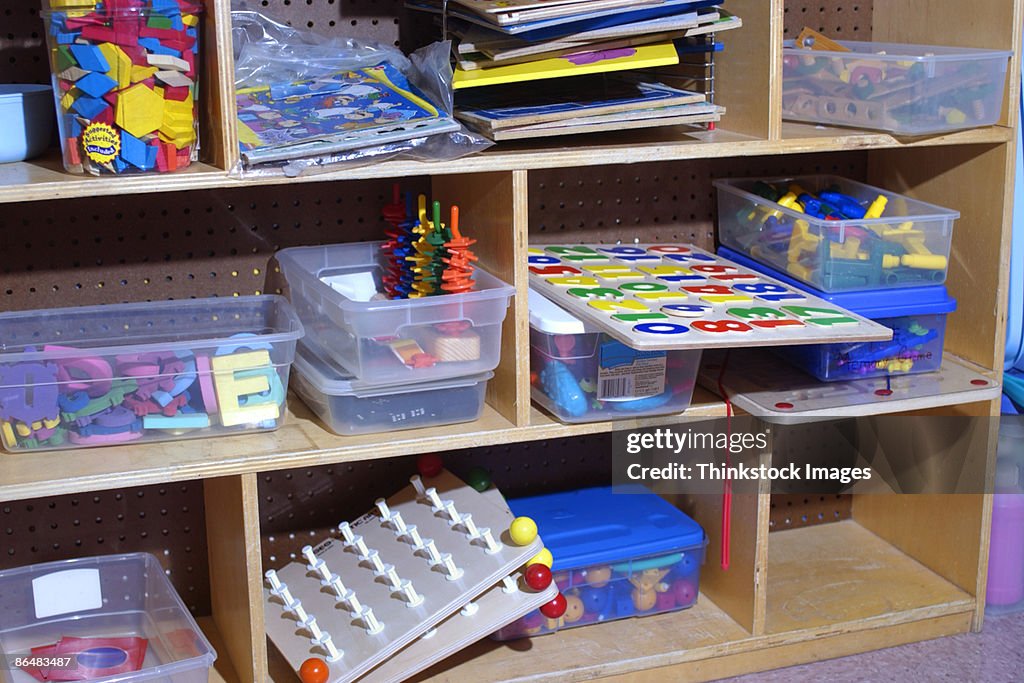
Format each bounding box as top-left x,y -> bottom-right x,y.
0,2 -> 51,85
0,176 -> 428,311
770,493 -> 852,531
528,152 -> 869,250
784,1 -> 874,40
0,481 -> 211,615
259,434 -> 614,570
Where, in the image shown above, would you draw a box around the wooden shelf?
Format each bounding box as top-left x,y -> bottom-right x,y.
0,124 -> 1011,205
197,616 -> 241,683
766,520 -> 975,634
0,388 -> 727,503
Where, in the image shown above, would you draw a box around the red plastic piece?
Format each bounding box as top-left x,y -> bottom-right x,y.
298,658 -> 329,683
539,593 -> 567,619
440,205 -> 478,294
416,453 -> 443,478
524,563 -> 553,591
164,85 -> 190,101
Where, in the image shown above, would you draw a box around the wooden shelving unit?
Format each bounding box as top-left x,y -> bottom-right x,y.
1,1 -> 1021,682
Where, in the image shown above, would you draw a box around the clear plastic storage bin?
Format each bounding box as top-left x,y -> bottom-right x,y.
290,341 -> 492,436
493,486 -> 706,639
714,175 -> 959,293
0,553 -> 215,683
277,242 -> 515,385
782,40 -> 1012,135
0,296 -> 302,452
529,289 -> 700,423
719,247 -> 955,381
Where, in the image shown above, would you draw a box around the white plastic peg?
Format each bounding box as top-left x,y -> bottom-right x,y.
440,553 -> 464,581
326,573 -> 348,596
410,474 -> 426,498
390,511 -> 408,533
346,593 -> 364,615
366,549 -> 386,574
423,539 -> 441,564
265,569 -> 284,592
400,579 -> 424,607
479,527 -> 502,554
306,616 -> 323,640
288,599 -> 309,624
405,524 -> 424,549
319,633 -> 343,662
425,487 -> 444,510
502,575 -> 519,594
360,607 -> 384,634
352,534 -> 369,558
338,521 -> 355,544
375,498 -> 392,520
461,601 -> 479,616
442,500 -> 460,524
460,513 -> 480,539
383,565 -> 402,589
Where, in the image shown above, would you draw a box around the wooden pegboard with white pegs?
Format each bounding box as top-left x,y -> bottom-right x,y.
263,469 -> 554,683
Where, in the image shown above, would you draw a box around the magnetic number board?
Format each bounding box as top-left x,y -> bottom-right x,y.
528,244 -> 893,350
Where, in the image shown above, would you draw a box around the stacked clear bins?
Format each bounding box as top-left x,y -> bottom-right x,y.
494,486 -> 706,639
278,242 -> 514,435
529,288 -> 700,423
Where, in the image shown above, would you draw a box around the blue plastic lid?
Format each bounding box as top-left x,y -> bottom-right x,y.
507,486 -> 705,570
717,247 -> 957,318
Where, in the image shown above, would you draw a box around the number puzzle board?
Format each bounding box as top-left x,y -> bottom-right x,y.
527,244 -> 893,350
360,572 -> 558,683
264,470 -> 543,683
698,350 -> 1001,424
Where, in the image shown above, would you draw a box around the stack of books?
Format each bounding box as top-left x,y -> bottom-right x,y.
407,0 -> 740,140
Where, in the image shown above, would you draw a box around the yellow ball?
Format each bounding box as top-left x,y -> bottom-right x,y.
528,548 -> 553,568
509,516 -> 538,546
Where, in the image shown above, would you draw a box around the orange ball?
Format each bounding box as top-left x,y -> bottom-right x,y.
299,658 -> 329,683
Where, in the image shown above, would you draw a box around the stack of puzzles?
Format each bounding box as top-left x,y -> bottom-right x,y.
263,467 -> 563,683
406,0 -> 741,140
42,0 -> 201,175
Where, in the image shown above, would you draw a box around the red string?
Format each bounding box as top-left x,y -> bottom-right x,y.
716,350 -> 733,571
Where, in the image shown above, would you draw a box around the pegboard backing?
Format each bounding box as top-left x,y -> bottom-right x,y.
784,1 -> 874,41
0,2 -> 50,85
259,435 -> 613,570
770,494 -> 852,531
528,152 -> 868,250
0,481 -> 211,615
0,177 -> 428,311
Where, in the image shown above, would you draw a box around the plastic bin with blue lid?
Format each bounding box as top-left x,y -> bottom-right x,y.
0,552 -> 216,683
290,340 -> 492,436
493,486 -> 706,639
720,246 -> 956,381
529,288 -> 701,423
277,241 -> 515,385
714,174 -> 959,293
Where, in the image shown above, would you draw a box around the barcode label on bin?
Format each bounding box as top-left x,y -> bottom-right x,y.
599,377 -> 633,399
597,340 -> 667,401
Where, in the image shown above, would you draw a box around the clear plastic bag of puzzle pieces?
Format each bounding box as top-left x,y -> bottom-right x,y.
230,6 -> 491,178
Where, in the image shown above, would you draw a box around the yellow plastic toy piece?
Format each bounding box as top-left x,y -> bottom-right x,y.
60,89 -> 77,114
787,261 -> 815,281
131,65 -> 158,83
787,219 -> 818,265
864,195 -> 888,219
211,351 -> 281,427
182,13 -> 200,26
1,422 -> 15,448
829,235 -> 862,259
99,43 -> 132,90
776,192 -> 804,213
115,83 -> 164,137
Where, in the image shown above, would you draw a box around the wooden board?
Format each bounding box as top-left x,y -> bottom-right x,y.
263,470 -> 543,682
699,350 -> 1001,423
528,243 -> 892,350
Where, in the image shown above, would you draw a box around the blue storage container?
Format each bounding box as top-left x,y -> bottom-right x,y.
493,486 -> 706,639
719,246 -> 956,381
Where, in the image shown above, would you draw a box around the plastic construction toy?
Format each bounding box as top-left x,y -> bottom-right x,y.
43,0 -> 201,175
714,175 -> 958,293
381,187 -> 478,300
494,486 -> 706,639
263,469 -> 560,683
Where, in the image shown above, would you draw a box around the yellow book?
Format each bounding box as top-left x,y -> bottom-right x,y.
452,41 -> 680,90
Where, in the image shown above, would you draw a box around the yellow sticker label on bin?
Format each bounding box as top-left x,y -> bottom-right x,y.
82,122 -> 119,164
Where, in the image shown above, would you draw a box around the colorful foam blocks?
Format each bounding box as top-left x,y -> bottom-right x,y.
46,0 -> 199,176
